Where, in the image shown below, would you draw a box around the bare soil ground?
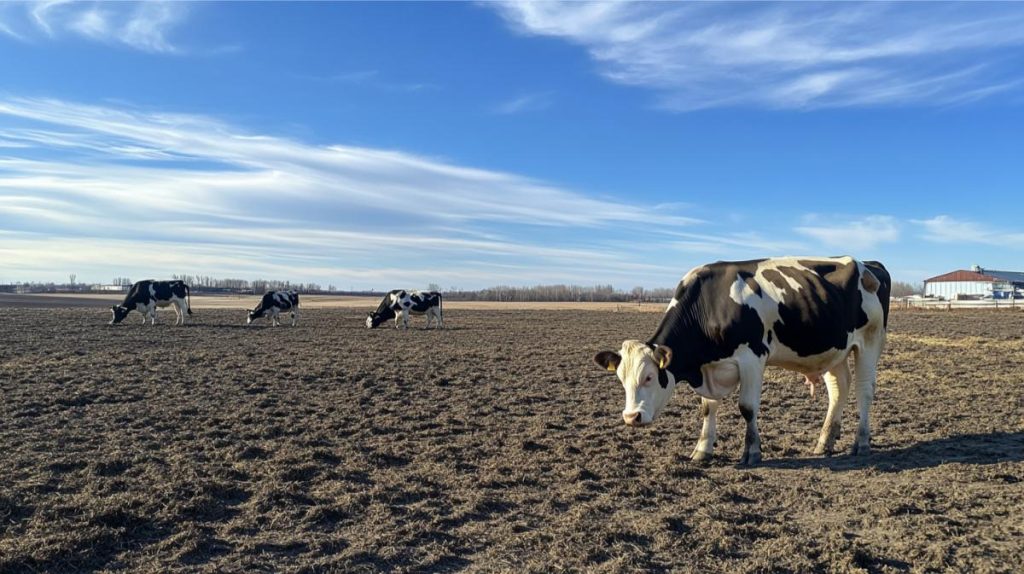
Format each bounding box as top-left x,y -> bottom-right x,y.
1,307 -> 1022,573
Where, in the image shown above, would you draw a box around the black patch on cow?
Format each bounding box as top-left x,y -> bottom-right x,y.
739,404 -> 754,423
763,260 -> 868,357
657,368 -> 670,389
738,271 -> 762,297
648,260 -> 768,389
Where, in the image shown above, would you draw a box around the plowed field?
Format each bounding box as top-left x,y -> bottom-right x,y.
2,306 -> 1022,572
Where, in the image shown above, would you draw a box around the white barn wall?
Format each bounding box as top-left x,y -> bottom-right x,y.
925,280 -> 991,299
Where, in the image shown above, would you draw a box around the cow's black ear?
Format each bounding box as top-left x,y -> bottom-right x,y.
653,345 -> 673,370
594,351 -> 621,373
111,304 -> 118,310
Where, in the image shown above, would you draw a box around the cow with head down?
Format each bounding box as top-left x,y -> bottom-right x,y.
595,256 -> 889,465
247,290 -> 300,326
366,290 -> 443,330
110,280 -> 193,326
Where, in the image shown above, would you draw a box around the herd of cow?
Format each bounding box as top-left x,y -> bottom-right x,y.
108,281 -> 444,329
106,256 -> 890,464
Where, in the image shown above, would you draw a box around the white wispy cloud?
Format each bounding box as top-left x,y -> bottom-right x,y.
913,215 -> 1024,246
0,95 -> 709,287
491,2 -> 1024,110
492,92 -> 554,114
0,1 -> 186,53
795,215 -> 900,251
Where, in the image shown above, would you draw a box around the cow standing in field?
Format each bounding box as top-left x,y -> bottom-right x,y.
247,290 -> 300,326
594,256 -> 890,465
110,280 -> 193,326
366,290 -> 443,329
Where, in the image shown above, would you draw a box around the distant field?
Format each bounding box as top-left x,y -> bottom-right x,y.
0,293 -> 666,312
1,308 -> 1022,572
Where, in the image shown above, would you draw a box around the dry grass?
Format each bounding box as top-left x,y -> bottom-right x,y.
1,307 -> 1022,572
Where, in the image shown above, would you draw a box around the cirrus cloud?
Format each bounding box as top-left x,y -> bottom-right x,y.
491,2 -> 1024,110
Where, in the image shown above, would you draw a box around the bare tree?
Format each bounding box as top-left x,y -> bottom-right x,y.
891,281 -> 922,298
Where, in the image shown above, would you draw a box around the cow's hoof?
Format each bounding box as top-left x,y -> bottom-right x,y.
690,450 -> 713,463
739,451 -> 761,466
813,443 -> 834,456
850,443 -> 871,456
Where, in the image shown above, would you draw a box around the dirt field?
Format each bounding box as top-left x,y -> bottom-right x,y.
1,306 -> 1022,573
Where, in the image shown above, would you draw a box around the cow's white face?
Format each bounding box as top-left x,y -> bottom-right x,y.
595,340 -> 676,426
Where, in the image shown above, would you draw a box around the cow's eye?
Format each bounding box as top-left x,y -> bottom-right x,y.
641,375 -> 652,386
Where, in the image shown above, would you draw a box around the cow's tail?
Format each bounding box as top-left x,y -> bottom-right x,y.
185,283 -> 194,315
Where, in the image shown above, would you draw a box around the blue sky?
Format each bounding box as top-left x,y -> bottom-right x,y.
1,1 -> 1022,289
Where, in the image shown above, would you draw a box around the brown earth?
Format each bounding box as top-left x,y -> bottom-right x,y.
1,307 -> 1022,573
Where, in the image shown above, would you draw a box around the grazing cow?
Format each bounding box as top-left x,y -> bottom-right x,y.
110,280 -> 193,326
366,290 -> 443,329
594,256 -> 890,465
247,290 -> 300,326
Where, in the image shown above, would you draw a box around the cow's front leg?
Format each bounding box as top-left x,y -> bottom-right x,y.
814,361 -> 851,455
401,308 -> 410,329
291,309 -> 298,327
737,358 -> 765,465
691,398 -> 719,462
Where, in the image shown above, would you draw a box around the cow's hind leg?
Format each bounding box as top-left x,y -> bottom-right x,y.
851,335 -> 884,455
691,398 -> 719,462
814,360 -> 851,455
737,356 -> 765,465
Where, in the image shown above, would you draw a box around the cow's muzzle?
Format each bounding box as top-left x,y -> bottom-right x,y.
623,411 -> 646,426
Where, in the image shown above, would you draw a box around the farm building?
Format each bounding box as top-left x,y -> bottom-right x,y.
924,265 -> 1024,300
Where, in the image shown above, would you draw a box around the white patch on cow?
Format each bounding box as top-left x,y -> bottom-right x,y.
666,298 -> 678,311
728,276 -> 759,306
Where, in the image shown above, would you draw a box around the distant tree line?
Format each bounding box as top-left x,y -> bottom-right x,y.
890,281 -> 923,298
442,284 -> 676,303
1,277 -> 674,301
4,274 -> 919,302
169,275 -> 329,294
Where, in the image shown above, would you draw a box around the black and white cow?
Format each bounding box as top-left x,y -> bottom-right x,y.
247,290 -> 300,326
366,290 -> 443,329
110,280 -> 193,326
595,256 -> 890,465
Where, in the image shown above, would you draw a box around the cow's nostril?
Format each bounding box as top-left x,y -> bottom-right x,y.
625,412 -> 641,425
